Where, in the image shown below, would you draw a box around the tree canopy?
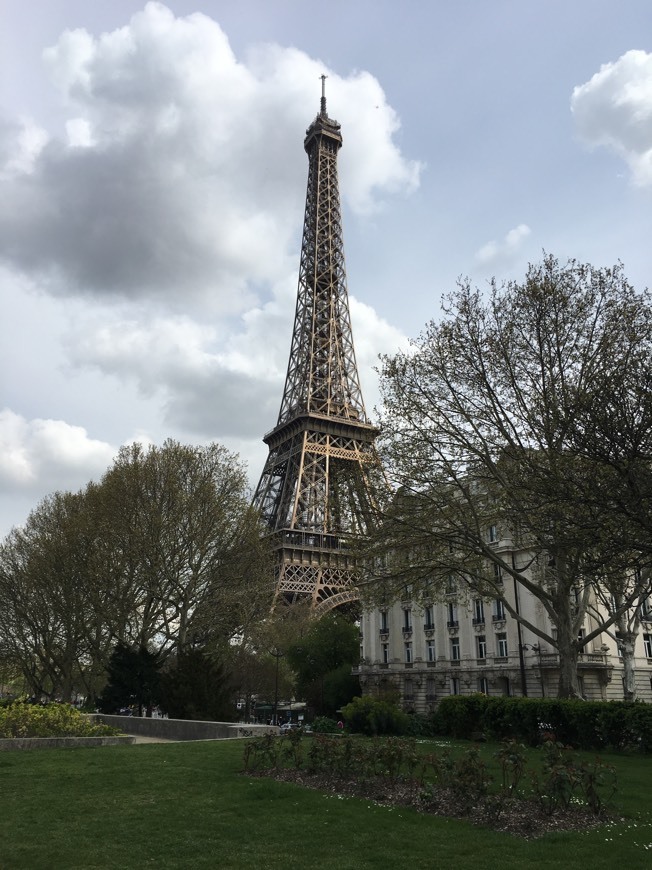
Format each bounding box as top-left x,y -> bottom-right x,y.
368,256 -> 652,697
0,440 -> 273,701
286,611 -> 360,715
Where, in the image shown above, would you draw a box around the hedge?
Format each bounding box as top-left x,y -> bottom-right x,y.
432,695 -> 652,752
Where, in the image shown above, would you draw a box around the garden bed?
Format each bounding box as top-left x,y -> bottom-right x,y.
243,733 -> 618,839
249,766 -> 611,839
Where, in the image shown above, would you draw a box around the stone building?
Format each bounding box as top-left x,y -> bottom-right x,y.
357,531 -> 652,707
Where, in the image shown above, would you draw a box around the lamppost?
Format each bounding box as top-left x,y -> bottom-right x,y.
522,643 -> 545,697
270,647 -> 285,727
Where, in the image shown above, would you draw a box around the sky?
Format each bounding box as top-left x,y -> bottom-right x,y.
1,0 -> 652,537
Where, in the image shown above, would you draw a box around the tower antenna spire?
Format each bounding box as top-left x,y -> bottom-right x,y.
320,73 -> 327,116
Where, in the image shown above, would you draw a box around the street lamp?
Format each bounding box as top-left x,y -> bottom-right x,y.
269,647 -> 285,727
522,643 -> 545,697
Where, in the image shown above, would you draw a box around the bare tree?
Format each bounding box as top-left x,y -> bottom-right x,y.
369,256 -> 652,697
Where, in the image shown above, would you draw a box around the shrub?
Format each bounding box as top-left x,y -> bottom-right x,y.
311,716 -> 339,733
433,695 -> 489,739
0,701 -> 119,738
341,695 -> 410,736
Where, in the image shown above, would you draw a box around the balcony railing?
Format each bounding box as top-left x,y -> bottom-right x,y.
537,651 -> 612,669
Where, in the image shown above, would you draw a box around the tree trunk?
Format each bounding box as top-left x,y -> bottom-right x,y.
554,604 -> 581,698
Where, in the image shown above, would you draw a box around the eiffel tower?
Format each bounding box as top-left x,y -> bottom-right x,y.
253,77 -> 383,615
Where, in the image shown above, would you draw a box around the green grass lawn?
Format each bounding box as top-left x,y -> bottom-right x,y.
0,738 -> 651,869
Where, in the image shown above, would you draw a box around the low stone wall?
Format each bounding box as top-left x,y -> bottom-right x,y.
0,736 -> 136,751
91,714 -> 277,741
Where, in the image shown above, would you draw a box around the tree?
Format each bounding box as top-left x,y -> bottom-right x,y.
92,440 -> 272,653
97,643 -> 162,717
370,256 -> 652,697
0,491 -> 108,701
287,612 -> 360,715
159,647 -> 236,721
0,440 -> 274,701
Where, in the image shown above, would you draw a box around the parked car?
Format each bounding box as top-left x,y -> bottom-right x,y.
279,722 -> 301,733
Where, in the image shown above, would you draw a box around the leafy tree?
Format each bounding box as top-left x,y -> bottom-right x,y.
0,491 -> 107,701
97,643 -> 162,716
0,440 -> 274,700
159,647 -> 236,721
92,440 -> 272,652
370,256 -> 652,697
287,612 -> 360,715
225,642 -> 295,722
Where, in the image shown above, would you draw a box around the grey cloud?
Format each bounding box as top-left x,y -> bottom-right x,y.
0,3 -> 420,310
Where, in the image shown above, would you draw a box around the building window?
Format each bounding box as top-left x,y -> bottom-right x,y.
404,678 -> 414,701
493,563 -> 503,584
473,599 -> 485,624
424,605 -> 434,629
403,608 -> 412,631
577,627 -> 586,646
615,632 -> 623,658
426,638 -> 436,662
446,574 -> 457,593
426,678 -> 436,701
447,602 -> 458,627
488,525 -> 498,543
451,676 -> 460,695
496,632 -> 508,658
382,642 -> 389,664
641,597 -> 652,622
450,637 -> 460,661
493,599 -> 506,621
404,642 -> 412,664
478,677 -> 489,695
644,634 -> 652,658
476,635 -> 487,660
380,611 -> 389,632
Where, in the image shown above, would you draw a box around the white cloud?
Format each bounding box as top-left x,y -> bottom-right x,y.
0,2 -> 421,310
0,409 -> 116,492
474,223 -> 531,267
63,276 -> 406,439
0,117 -> 49,178
349,297 -> 409,416
572,49 -> 652,187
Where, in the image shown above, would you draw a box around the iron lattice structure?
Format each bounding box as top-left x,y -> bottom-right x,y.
253,82 -> 383,615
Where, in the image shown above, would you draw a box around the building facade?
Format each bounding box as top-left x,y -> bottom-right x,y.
358,533 -> 652,706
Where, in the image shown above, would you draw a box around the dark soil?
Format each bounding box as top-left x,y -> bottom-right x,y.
247,767 -> 612,839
